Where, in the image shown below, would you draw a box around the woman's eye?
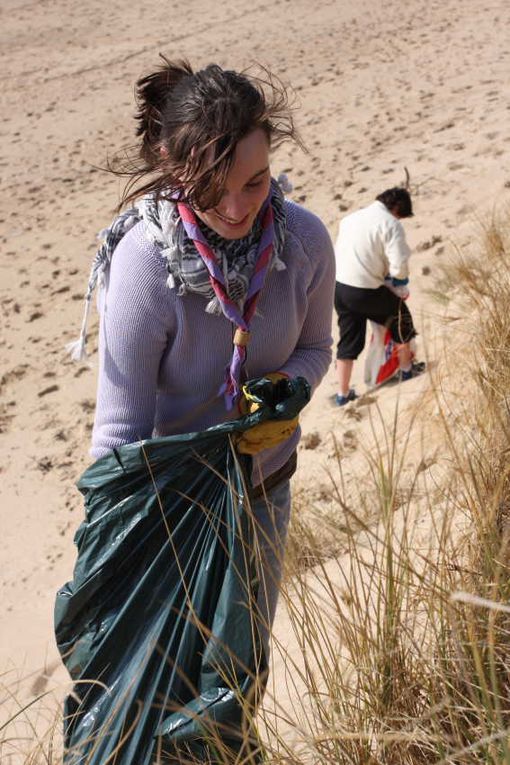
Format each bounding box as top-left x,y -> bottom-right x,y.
246,180 -> 263,189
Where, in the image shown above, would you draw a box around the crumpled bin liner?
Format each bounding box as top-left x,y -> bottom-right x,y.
55,376 -> 310,764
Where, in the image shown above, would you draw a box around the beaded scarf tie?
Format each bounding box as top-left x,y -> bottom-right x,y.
177,192 -> 275,410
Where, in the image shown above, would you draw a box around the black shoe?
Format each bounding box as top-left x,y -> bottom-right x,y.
335,389 -> 358,406
400,361 -> 426,381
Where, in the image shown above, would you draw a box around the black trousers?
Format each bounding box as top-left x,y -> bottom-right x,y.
335,282 -> 416,360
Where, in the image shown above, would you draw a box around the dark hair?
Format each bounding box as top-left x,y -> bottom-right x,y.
110,56 -> 300,211
376,187 -> 413,218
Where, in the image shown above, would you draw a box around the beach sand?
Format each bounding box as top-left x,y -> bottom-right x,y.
1,0 -> 509,754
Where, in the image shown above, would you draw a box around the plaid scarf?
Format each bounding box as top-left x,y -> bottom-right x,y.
68,178 -> 288,407
138,177 -> 286,315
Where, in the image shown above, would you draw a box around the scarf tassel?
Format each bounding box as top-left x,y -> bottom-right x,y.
66,295 -> 92,363
205,296 -> 222,315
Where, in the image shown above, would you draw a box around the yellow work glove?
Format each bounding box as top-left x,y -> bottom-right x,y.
236,373 -> 299,455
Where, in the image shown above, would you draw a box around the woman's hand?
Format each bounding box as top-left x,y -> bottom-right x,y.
236,417 -> 299,455
236,373 -> 299,455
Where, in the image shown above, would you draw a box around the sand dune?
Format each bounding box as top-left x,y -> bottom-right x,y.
1,0 -> 509,752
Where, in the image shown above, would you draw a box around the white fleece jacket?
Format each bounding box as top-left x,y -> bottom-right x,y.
334,201 -> 411,288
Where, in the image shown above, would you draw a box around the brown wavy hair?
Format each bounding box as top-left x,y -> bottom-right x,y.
109,56 -> 301,211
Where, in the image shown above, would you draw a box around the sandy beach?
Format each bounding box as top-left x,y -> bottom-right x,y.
1,0 -> 510,754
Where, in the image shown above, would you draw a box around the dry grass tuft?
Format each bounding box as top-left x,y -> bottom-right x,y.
265,210 -> 510,764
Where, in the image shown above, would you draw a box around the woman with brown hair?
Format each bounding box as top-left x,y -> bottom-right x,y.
59,57 -> 334,763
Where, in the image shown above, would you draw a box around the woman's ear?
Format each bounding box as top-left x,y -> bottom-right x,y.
159,145 -> 169,159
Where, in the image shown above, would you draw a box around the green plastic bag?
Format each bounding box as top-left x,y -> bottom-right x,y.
55,376 -> 310,764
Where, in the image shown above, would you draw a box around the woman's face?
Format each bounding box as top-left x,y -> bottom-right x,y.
194,128 -> 271,240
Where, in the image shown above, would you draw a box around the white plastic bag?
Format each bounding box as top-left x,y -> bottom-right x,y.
364,322 -> 416,388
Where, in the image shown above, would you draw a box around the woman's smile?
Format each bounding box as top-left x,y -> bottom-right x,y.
212,210 -> 251,228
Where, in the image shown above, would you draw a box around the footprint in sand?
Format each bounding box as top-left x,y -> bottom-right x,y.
344,406 -> 363,422
301,431 -> 321,450
27,311 -> 44,322
342,429 -> 358,452
417,235 -> 442,252
38,384 -> 59,398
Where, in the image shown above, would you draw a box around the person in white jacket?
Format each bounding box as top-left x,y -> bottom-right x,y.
334,187 -> 419,405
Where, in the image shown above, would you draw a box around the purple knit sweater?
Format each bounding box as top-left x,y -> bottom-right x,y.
91,200 -> 335,484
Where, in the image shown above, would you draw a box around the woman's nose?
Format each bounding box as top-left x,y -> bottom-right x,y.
216,192 -> 248,221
